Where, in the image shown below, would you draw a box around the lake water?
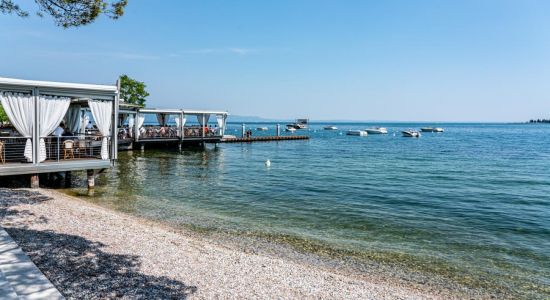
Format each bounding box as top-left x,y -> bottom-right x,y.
64,123 -> 550,298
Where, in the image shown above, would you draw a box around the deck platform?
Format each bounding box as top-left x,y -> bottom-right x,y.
220,136 -> 309,143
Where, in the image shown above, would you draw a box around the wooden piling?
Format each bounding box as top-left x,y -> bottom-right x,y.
30,174 -> 39,189
86,169 -> 95,190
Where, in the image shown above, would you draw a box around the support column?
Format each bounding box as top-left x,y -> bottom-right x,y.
276,124 -> 281,136
242,123 -> 246,138
140,143 -> 145,151
30,174 -> 39,189
65,171 -> 72,188
87,169 -> 95,190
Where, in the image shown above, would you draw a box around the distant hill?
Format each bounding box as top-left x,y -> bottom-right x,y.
227,115 -> 283,123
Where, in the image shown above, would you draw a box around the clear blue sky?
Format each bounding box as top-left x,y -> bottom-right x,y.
1,0 -> 549,121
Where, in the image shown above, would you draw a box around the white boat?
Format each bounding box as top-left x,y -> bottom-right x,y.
346,130 -> 368,136
402,130 -> 421,137
421,127 -> 444,133
285,127 -> 297,133
256,127 -> 268,131
365,127 -> 388,134
324,126 -> 338,130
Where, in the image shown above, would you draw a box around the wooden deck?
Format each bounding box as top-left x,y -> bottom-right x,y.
0,159 -> 111,176
220,136 -> 309,143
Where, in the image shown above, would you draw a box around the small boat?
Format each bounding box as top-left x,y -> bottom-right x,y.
285,127 -> 297,133
402,130 -> 421,137
256,127 -> 268,131
421,127 -> 444,133
346,130 -> 368,136
365,127 -> 388,134
324,126 -> 338,130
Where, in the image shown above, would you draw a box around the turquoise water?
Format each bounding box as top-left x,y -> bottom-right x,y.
67,123 -> 550,298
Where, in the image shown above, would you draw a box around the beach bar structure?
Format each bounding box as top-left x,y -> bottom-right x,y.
118,106 -> 228,149
0,77 -> 119,187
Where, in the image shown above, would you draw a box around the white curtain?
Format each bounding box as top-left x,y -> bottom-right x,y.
80,112 -> 90,135
197,114 -> 210,126
136,113 -> 145,129
0,93 -> 34,162
38,96 -> 71,162
216,114 -> 225,135
157,113 -> 167,126
64,105 -> 81,134
128,114 -> 135,137
89,100 -> 112,160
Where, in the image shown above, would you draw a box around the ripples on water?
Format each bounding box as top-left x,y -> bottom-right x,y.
66,123 -> 550,298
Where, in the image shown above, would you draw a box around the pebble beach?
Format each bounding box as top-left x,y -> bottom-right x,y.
0,188 -> 482,299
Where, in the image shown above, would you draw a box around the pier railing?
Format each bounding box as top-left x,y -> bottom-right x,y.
42,136 -> 111,162
138,126 -> 179,139
183,126 -> 222,138
0,136 -> 30,163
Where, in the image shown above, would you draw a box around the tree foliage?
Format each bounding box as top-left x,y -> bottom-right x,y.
0,104 -> 8,123
120,74 -> 149,107
0,0 -> 128,27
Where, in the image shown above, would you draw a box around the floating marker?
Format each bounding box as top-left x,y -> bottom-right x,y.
265,160 -> 271,167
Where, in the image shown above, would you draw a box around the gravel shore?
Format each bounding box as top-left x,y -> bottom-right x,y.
0,188 -> 476,299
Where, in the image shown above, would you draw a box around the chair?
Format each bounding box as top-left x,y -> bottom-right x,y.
76,140 -> 87,158
0,141 -> 5,164
63,140 -> 75,160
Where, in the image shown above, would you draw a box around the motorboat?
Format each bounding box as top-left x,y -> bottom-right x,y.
365,127 -> 388,134
421,127 -> 444,133
285,127 -> 297,133
324,125 -> 338,130
346,130 -> 368,136
256,127 -> 269,131
402,130 -> 421,137
286,118 -> 309,130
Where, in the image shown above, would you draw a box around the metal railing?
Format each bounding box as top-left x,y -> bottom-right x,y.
42,135 -> 111,162
183,126 -> 222,138
0,136 -> 31,164
139,126 -> 179,139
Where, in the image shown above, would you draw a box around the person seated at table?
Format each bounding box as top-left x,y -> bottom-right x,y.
53,123 -> 65,137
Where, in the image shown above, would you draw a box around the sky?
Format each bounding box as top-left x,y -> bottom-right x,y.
1,0 -> 549,122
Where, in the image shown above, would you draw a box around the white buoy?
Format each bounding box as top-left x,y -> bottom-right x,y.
265,159 -> 271,167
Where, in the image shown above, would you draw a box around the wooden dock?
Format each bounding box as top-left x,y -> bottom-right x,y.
220,136 -> 309,143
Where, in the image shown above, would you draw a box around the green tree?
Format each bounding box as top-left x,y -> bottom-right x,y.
119,74 -> 149,107
0,0 -> 128,28
0,104 -> 8,123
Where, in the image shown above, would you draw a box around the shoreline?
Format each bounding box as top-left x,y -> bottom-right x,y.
0,188 -> 491,299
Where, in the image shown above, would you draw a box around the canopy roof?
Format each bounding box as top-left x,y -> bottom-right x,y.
0,77 -> 117,92
0,77 -> 118,100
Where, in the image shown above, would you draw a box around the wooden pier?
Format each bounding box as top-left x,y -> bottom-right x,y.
220,136 -> 309,143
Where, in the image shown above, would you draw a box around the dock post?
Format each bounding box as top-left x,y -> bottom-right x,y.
65,171 -> 72,188
30,174 -> 39,189
140,143 -> 145,152
276,124 -> 281,136
87,169 -> 95,191
178,143 -> 182,151
242,123 -> 246,138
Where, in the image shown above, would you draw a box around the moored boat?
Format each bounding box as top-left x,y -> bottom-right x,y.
346,130 -> 368,136
402,130 -> 421,137
365,127 -> 388,134
421,127 -> 444,133
324,126 -> 338,130
285,127 -> 297,133
256,127 -> 268,131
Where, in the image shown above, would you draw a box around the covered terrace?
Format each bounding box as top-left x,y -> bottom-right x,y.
0,77 -> 119,179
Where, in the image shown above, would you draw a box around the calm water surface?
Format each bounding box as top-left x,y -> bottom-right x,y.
64,123 -> 550,298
